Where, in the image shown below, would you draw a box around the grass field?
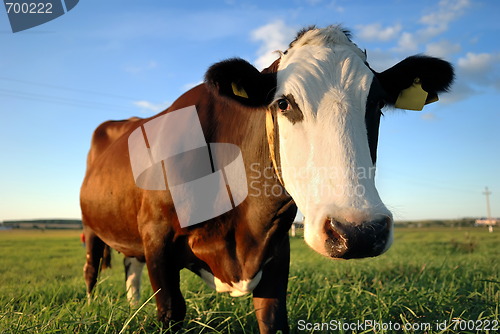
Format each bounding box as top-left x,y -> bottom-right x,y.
0,228 -> 498,333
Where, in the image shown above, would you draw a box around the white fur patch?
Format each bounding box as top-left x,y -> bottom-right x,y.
275,26 -> 392,253
124,257 -> 145,305
199,269 -> 262,297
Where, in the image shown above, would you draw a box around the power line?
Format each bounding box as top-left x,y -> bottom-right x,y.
482,187 -> 494,232
0,88 -> 138,113
0,76 -> 143,101
483,187 -> 492,219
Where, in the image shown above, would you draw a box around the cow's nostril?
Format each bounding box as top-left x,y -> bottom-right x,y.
323,219 -> 348,258
323,216 -> 392,259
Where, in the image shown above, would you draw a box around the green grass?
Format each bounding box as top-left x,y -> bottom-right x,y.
0,228 -> 498,333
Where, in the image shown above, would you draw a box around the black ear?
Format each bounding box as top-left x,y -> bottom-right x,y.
205,58 -> 277,108
376,55 -> 454,110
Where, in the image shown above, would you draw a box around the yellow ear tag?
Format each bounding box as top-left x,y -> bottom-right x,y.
231,82 -> 249,99
395,78 -> 428,111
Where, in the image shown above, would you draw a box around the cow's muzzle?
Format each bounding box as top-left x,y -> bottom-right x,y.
323,216 -> 392,259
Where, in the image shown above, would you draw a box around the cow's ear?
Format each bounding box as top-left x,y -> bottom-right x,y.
376,55 -> 454,111
205,58 -> 277,108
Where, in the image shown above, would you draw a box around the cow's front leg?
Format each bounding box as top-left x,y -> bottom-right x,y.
141,227 -> 186,329
253,237 -> 290,334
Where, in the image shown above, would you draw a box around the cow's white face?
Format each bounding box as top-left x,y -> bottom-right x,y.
273,27 -> 392,258
205,24 -> 454,259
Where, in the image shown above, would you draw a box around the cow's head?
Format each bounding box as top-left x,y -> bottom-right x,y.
205,25 -> 454,259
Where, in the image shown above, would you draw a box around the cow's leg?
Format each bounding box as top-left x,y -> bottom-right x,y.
101,244 -> 112,270
124,257 -> 145,306
83,228 -> 106,297
141,227 -> 186,329
253,236 -> 290,334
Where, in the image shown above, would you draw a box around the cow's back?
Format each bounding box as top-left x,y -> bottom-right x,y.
85,117 -> 141,167
81,117 -> 149,255
80,85 -> 211,257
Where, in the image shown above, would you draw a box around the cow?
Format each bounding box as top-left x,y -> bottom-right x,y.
80,25 -> 454,333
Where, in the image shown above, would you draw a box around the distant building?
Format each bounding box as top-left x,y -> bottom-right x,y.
290,218 -> 304,237
2,219 -> 83,230
0,221 -> 11,230
475,218 -> 498,226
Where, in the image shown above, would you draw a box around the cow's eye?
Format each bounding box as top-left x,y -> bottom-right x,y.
277,99 -> 290,112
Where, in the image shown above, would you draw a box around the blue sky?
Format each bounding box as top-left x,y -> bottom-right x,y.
1,0 -> 499,221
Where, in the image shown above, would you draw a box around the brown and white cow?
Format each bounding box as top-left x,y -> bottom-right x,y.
80,25 -> 453,333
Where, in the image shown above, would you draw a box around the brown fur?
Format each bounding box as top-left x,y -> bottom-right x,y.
80,84 -> 296,333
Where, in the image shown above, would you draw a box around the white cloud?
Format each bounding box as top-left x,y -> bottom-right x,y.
458,52 -> 500,74
394,0 -> 470,53
456,52 -> 500,89
327,1 -> 344,12
365,49 -> 400,72
425,40 -> 461,58
356,23 -> 402,42
394,32 -> 419,53
439,80 -> 476,104
419,0 -> 470,39
442,52 -> 500,103
251,20 -> 296,70
133,100 -> 170,113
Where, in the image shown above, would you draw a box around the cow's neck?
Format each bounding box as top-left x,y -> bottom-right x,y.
206,92 -> 294,223
203,91 -> 295,234
182,85 -> 296,284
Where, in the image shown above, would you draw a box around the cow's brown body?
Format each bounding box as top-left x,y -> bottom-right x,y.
80,84 -> 296,332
